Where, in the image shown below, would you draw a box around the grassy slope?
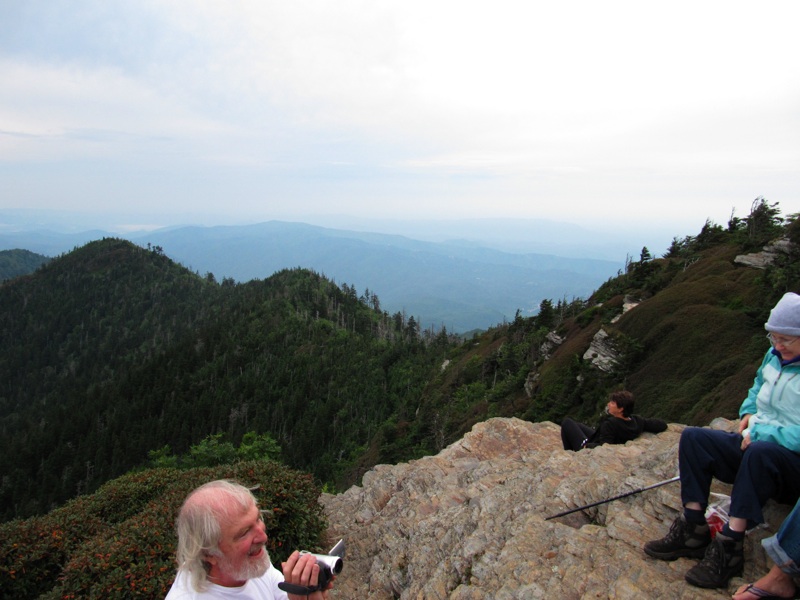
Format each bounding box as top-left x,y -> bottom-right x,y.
618,245 -> 766,423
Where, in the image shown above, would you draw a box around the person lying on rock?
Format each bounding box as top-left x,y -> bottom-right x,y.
732,494 -> 800,600
644,291 -> 800,591
560,390 -> 667,451
165,479 -> 335,600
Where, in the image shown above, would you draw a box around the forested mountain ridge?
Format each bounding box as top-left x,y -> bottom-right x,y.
0,248 -> 50,281
0,238 -> 453,520
0,219 -> 623,332
128,220 -> 622,332
1,200 -> 798,525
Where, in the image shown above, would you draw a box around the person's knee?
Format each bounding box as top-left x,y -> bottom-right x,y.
740,441 -> 782,469
561,418 -> 579,433
679,426 -> 710,449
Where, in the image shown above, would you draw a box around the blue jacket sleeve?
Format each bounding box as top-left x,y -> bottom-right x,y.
750,424 -> 800,453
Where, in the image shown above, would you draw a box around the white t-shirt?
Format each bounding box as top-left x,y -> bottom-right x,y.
164,564 -> 288,600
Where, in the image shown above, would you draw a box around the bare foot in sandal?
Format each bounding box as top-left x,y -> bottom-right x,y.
732,565 -> 796,600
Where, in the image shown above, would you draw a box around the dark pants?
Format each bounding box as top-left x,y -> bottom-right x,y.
678,427 -> 800,528
561,418 -> 595,451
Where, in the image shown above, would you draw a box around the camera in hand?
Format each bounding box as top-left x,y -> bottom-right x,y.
278,539 -> 345,595
302,538 -> 344,589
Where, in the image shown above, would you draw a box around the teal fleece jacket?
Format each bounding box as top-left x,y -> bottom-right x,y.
739,349 -> 800,452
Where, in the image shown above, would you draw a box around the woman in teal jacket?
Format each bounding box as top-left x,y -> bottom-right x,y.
644,292 -> 800,592
739,345 -> 800,450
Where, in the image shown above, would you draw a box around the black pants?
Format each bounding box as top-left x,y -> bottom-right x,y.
561,417 -> 594,451
679,427 -> 800,527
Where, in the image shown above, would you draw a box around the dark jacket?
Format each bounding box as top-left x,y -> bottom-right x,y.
584,414 -> 667,449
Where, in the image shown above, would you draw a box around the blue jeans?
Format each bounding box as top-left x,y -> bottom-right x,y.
678,428 -> 800,527
763,498 -> 800,575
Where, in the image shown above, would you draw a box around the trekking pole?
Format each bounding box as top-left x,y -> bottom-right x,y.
545,475 -> 680,520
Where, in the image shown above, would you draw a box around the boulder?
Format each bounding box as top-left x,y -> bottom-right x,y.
321,417 -> 791,599
734,238 -> 794,269
583,328 -> 620,373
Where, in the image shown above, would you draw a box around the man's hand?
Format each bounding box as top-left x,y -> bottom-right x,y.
281,551 -> 333,600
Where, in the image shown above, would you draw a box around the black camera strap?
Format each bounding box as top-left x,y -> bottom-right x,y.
277,581 -> 322,596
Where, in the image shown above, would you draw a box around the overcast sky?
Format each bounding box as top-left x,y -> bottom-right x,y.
1,1 -> 798,239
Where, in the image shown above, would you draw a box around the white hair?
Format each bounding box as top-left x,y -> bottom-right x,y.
174,480 -> 257,592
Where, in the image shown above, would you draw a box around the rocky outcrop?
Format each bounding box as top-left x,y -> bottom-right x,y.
524,332 -> 565,396
734,238 -> 794,269
539,331 -> 564,361
611,295 -> 640,324
583,328 -> 620,373
321,418 -> 791,599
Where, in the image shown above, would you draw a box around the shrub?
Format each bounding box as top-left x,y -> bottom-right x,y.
0,461 -> 325,600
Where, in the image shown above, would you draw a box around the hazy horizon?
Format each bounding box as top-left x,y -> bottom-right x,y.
2,2 -> 798,239
0,206 -> 692,262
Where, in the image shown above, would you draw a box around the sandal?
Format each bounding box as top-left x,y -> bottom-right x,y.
737,583 -> 796,600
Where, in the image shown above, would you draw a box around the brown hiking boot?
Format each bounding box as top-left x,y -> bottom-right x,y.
684,533 -> 744,589
643,515 -> 711,560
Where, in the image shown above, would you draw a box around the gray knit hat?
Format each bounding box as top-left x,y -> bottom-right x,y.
765,292 -> 800,336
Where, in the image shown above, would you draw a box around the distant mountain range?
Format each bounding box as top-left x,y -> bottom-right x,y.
0,220 -> 622,332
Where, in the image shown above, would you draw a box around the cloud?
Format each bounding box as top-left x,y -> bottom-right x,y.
0,58 -> 233,161
0,0 -> 798,232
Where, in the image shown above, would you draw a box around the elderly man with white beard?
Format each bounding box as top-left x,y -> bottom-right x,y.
165,480 -> 335,600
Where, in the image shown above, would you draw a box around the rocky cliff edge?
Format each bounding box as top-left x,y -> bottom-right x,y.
321,417 -> 791,599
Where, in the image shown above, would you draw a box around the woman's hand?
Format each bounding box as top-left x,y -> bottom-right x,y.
740,429 -> 752,451
738,414 -> 751,434
739,414 -> 753,451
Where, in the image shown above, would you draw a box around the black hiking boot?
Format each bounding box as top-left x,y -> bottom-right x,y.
684,533 -> 744,589
643,515 -> 711,560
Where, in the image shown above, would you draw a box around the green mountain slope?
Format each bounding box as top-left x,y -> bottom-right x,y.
0,248 -> 50,281
358,202 -> 799,472
1,201 -> 797,524
0,239 -> 451,520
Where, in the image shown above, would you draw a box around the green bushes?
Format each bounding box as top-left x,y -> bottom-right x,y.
0,461 -> 326,600
149,431 -> 282,469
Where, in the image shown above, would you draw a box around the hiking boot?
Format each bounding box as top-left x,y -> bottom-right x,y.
643,515 -> 711,560
684,533 -> 744,589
